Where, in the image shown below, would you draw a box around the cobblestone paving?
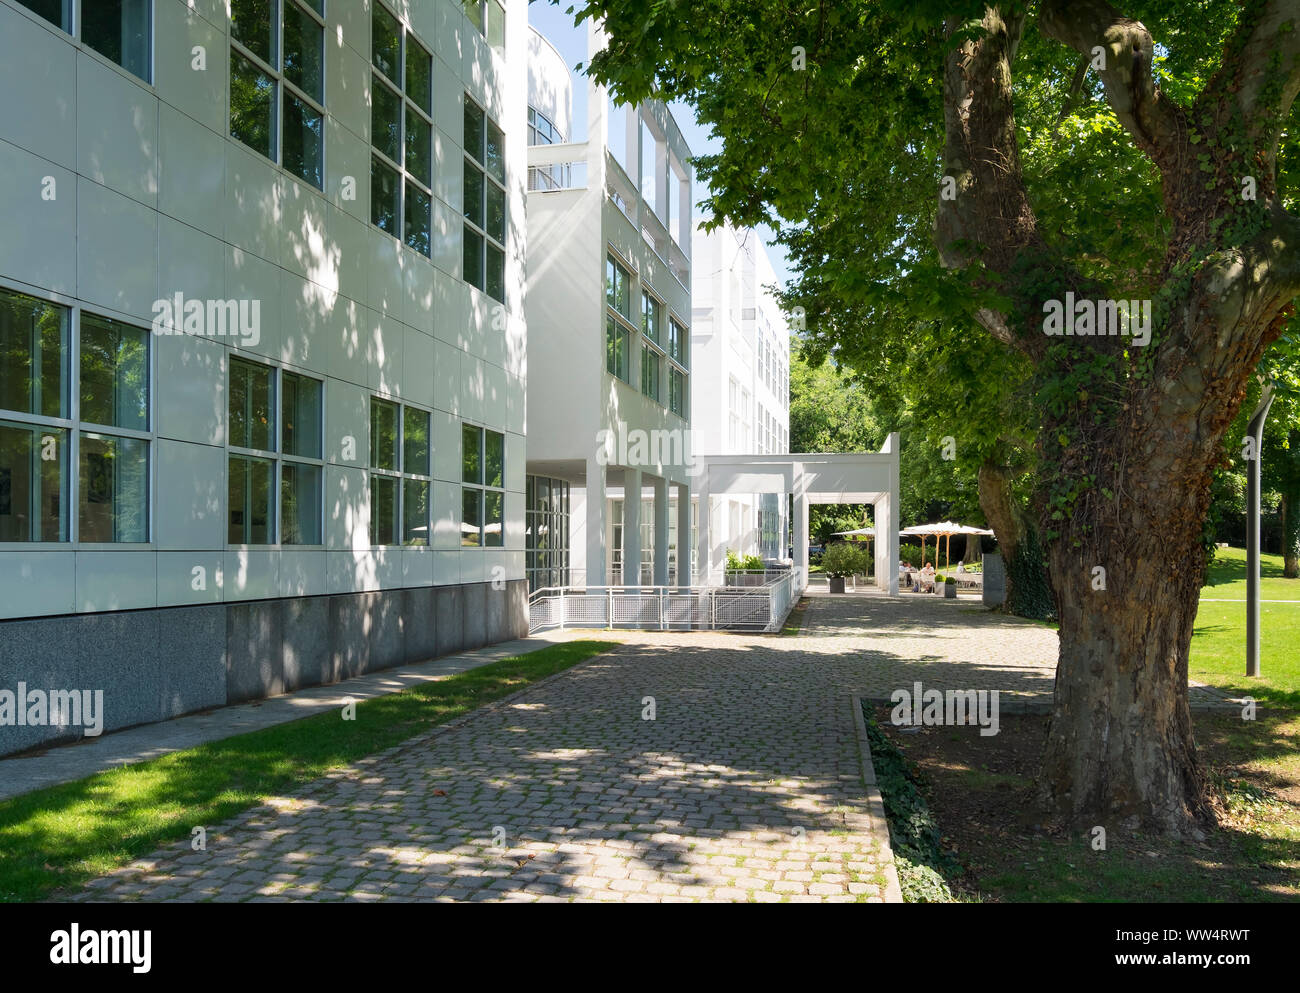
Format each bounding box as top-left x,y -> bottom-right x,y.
66,592 -> 1232,904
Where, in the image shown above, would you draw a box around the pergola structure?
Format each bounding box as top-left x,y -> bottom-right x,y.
695,433 -> 902,594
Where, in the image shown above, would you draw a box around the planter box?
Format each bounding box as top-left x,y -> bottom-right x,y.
829,576 -> 846,594
943,583 -> 956,599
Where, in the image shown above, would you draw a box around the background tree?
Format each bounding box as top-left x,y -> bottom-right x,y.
573,0 -> 1300,834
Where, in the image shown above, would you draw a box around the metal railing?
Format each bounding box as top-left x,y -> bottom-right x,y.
528,570 -> 796,634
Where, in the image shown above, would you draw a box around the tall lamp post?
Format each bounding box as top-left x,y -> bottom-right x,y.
1246,385 -> 1276,678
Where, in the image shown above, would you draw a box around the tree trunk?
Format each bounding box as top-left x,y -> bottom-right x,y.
964,532 -> 982,564
1282,492 -> 1300,579
978,459 -> 1032,608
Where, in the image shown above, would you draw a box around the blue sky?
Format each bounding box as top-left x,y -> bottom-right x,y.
527,3 -> 795,290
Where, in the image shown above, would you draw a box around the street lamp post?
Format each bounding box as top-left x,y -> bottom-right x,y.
1246,385 -> 1275,678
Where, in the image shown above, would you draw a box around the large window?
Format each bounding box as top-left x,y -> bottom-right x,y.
668,316 -> 688,418
228,357 -> 323,545
0,289 -> 155,544
605,254 -> 633,383
230,0 -> 325,189
461,424 -> 504,547
462,0 -> 505,52
526,475 -> 570,592
464,98 -> 507,302
16,0 -> 151,83
641,343 -> 661,403
369,3 -> 434,257
368,397 -> 431,546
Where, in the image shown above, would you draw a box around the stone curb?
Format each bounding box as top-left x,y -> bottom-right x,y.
850,694 -> 904,904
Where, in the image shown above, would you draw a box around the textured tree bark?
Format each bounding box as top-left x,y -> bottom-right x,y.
937,1 -> 1300,834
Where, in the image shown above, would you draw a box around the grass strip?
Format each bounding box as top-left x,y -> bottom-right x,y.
0,639 -> 615,903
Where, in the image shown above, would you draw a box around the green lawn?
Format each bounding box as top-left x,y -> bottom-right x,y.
1192,546 -> 1300,707
0,639 -> 615,903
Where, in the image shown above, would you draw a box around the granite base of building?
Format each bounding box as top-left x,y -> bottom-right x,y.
0,580 -> 529,757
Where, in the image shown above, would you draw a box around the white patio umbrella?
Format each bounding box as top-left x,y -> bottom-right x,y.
902,521 -> 994,568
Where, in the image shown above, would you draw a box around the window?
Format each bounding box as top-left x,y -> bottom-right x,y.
526,475 -> 570,592
668,317 -> 688,366
670,368 -> 686,418
78,315 -> 149,542
527,106 -> 563,146
606,315 -> 629,383
369,397 -> 431,546
464,98 -> 507,302
642,292 -> 660,345
369,4 -> 434,256
230,0 -> 325,188
641,343 -> 661,403
461,424 -> 504,547
462,0 -> 505,52
16,1 -> 152,83
0,288 -> 69,542
606,255 -> 630,318
228,357 -> 323,544
0,290 -> 156,545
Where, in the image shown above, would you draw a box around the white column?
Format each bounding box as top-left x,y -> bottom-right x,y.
653,475 -> 669,586
882,432 -> 901,594
695,468 -> 711,585
675,481 -> 692,587
623,467 -> 642,586
793,478 -> 809,593
585,453 -> 607,589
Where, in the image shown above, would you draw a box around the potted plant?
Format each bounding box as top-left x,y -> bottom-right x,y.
934,573 -> 946,595
943,576 -> 957,599
822,543 -> 865,593
724,550 -> 767,586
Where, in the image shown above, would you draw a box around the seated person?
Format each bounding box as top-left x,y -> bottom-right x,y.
920,563 -> 936,591
956,560 -> 965,573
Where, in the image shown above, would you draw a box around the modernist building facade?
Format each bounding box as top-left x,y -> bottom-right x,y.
0,0 -> 529,754
690,222 -> 791,564
523,23 -> 695,591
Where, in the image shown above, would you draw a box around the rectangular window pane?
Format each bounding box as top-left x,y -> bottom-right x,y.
403,478 -> 429,546
464,160 -> 484,226
462,424 -> 481,482
406,40 -> 432,114
405,182 -> 431,256
79,433 -> 148,542
370,396 -> 398,470
372,75 -> 401,163
83,0 -> 151,82
406,107 -> 432,185
283,0 -> 323,101
80,314 -> 148,432
230,51 -> 276,159
643,294 -> 660,343
370,474 -> 398,545
0,288 -> 68,419
371,155 -> 400,234
606,257 -> 616,312
486,244 -> 504,303
231,0 -> 273,65
464,100 -> 484,162
281,372 -> 321,458
484,490 -> 503,546
606,315 -> 617,378
0,421 -> 67,542
229,358 -> 273,451
485,122 -> 505,184
461,486 -> 482,546
228,454 -> 273,544
372,3 -> 401,84
486,181 -> 505,242
485,430 -> 503,488
403,407 -> 430,475
462,0 -> 483,33
14,1 -> 68,30
281,462 -> 322,544
487,1 -> 505,50
283,91 -> 323,188
463,227 -> 484,289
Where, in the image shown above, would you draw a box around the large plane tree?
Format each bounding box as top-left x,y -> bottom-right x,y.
573,0 -> 1300,834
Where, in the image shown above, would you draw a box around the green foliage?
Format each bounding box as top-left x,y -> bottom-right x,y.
820,541 -> 869,578
725,550 -> 765,572
862,707 -> 960,903
1008,530 -> 1056,622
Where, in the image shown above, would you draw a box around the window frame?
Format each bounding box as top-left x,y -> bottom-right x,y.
228,0 -> 327,189
460,423 -> 506,547
367,394 -> 433,547
226,355 -> 325,547
463,96 -> 508,303
368,3 -> 435,257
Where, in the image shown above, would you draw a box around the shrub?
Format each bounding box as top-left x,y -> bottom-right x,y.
822,542 -> 868,578
724,550 -> 765,573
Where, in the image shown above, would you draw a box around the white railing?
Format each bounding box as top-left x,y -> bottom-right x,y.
528,570 -> 796,635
